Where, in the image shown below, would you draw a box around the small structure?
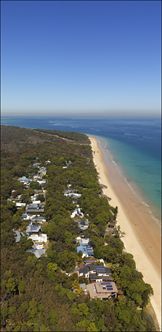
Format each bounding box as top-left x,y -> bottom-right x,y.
87,281 -> 118,299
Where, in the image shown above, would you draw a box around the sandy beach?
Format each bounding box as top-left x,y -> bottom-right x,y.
89,135 -> 161,329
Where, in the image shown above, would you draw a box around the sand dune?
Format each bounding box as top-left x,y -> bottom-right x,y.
89,135 -> 161,329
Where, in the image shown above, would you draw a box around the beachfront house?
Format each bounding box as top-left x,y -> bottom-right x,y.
86,281 -> 118,299
78,264 -> 112,280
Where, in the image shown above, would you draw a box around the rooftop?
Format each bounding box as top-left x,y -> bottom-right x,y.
87,281 -> 117,299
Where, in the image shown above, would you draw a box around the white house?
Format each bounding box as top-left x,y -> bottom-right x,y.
71,207 -> 84,218
16,202 -> 26,208
76,236 -> 90,246
28,233 -> 48,243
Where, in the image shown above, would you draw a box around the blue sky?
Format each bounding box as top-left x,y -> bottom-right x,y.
1,1 -> 161,116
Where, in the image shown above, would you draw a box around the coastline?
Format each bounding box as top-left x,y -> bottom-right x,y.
89,135 -> 161,329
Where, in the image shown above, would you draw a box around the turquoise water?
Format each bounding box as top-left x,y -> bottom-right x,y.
99,136 -> 161,220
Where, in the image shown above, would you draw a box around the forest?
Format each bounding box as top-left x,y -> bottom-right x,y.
1,125 -> 156,332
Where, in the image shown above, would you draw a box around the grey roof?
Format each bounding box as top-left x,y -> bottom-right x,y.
79,264 -> 111,276
26,223 -> 41,234
89,274 -> 113,281
26,248 -> 46,258
90,265 -> 111,274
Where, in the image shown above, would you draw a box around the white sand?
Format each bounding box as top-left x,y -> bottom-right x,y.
89,136 -> 161,329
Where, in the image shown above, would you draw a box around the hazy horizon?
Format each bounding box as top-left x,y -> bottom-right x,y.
1,1 -> 161,116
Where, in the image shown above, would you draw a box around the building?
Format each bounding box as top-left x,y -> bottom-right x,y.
18,176 -> 31,185
64,190 -> 81,199
78,264 -> 112,280
27,247 -> 46,258
77,244 -> 94,257
31,215 -> 46,224
78,219 -> 89,231
76,236 -> 90,246
26,222 -> 41,234
21,213 -> 32,221
26,203 -> 44,213
87,281 -> 118,299
28,233 -> 48,243
16,202 -> 26,209
71,207 -> 84,218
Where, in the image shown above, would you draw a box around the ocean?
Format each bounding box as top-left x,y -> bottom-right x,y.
2,115 -> 161,220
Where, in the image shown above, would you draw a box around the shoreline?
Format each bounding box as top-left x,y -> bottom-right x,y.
89,135 -> 161,329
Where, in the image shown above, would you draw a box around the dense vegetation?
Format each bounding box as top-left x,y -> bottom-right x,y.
1,126 -> 156,331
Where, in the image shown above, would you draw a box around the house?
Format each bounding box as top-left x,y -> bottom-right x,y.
78,264 -> 112,280
26,222 -> 41,234
18,176 -> 31,184
37,180 -> 46,186
71,207 -> 84,218
21,213 -> 32,221
28,233 -> 48,243
13,230 -> 21,242
30,200 -> 41,205
78,219 -> 89,231
87,281 -> 118,299
63,160 -> 72,169
89,274 -> 113,283
26,203 -> 44,213
16,202 -> 26,209
31,215 -> 46,224
64,189 -> 81,199
27,247 -> 46,258
77,244 -> 94,257
33,162 -> 41,168
76,236 -> 90,246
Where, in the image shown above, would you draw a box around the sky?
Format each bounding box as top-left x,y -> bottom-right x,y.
1,0 -> 161,116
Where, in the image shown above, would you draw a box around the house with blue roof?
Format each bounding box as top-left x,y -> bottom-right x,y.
77,244 -> 94,257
